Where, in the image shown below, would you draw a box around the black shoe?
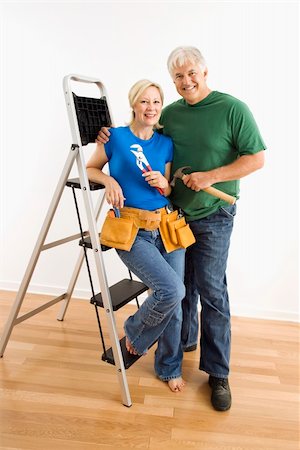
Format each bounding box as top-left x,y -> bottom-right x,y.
183,344 -> 197,352
209,376 -> 232,411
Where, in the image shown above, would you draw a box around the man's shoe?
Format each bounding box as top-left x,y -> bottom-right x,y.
183,344 -> 197,352
208,376 -> 232,411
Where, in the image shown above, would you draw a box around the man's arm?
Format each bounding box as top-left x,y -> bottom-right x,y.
183,151 -> 265,191
96,127 -> 111,144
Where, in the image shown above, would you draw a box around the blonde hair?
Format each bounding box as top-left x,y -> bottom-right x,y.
167,46 -> 207,76
128,79 -> 164,129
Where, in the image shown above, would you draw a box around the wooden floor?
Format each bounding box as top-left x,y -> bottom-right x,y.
0,290 -> 299,449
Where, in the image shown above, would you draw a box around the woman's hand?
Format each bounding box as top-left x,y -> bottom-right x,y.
142,171 -> 169,190
104,176 -> 125,208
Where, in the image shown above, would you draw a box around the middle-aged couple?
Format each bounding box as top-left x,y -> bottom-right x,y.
86,45 -> 266,411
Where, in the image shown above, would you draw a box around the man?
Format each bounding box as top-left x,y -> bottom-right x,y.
97,46 -> 266,411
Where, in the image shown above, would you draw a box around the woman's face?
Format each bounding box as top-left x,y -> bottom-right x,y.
132,86 -> 163,128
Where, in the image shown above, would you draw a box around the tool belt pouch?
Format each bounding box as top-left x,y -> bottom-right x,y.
159,211 -> 195,253
167,216 -> 196,248
100,215 -> 138,251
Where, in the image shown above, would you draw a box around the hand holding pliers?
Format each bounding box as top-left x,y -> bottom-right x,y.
130,144 -> 164,195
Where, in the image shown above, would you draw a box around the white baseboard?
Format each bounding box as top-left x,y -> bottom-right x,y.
0,281 -> 299,323
230,304 -> 299,323
0,281 -> 91,300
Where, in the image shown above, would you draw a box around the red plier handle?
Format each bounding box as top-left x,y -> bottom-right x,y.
141,167 -> 164,195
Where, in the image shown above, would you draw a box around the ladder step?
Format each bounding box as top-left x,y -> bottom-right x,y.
91,279 -> 148,311
66,177 -> 105,190
102,336 -> 142,369
79,236 -> 111,251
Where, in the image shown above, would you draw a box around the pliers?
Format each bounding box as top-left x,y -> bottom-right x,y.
130,144 -> 164,195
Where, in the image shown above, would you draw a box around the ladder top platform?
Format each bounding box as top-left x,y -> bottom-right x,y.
66,178 -> 105,190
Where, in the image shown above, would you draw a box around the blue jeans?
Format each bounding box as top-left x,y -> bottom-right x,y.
117,229 -> 185,381
181,205 -> 236,378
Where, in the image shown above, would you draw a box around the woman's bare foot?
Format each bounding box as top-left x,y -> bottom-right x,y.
168,377 -> 186,392
125,337 -> 138,355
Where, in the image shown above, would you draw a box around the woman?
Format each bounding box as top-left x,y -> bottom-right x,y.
86,79 -> 186,392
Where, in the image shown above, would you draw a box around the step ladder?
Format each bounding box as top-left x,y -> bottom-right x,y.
0,74 -> 149,407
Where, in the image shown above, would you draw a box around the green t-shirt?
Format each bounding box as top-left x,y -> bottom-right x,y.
160,91 -> 266,220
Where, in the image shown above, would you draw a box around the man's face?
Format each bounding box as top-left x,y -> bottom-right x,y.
172,61 -> 208,105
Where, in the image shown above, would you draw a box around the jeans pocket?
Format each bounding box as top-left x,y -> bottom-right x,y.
219,204 -> 237,219
142,309 -> 165,327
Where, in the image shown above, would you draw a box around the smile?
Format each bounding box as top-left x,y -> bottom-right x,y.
183,85 -> 196,91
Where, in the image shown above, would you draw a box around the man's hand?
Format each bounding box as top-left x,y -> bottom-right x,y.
182,172 -> 215,191
182,152 -> 265,191
96,127 -> 111,144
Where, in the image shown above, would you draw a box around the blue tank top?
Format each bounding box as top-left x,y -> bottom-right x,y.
104,126 -> 173,210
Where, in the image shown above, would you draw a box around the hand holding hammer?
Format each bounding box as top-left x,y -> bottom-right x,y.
170,166 -> 236,205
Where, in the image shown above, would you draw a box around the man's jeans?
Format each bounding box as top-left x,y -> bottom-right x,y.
181,204 -> 236,378
117,229 -> 185,381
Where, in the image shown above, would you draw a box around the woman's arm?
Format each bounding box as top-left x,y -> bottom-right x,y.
86,143 -> 125,208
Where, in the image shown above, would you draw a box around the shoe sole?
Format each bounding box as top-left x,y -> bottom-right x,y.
211,401 -> 231,411
183,344 -> 197,352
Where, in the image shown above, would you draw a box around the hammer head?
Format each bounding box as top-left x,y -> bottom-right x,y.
170,166 -> 192,187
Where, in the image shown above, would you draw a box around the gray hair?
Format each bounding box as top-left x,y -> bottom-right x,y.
167,46 -> 207,76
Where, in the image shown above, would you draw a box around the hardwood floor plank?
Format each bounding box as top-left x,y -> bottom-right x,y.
0,291 -> 299,449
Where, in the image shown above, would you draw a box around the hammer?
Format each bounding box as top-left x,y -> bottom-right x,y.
170,166 -> 236,205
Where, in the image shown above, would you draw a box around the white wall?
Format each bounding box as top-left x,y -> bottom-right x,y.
0,1 -> 298,321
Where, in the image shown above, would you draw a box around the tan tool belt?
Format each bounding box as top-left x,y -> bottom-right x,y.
100,206 -> 195,253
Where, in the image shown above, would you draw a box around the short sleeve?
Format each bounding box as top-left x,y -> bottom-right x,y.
166,137 -> 174,163
231,101 -> 266,156
103,128 -> 115,160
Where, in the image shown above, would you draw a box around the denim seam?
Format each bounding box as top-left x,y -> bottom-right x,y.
124,322 -> 145,350
200,366 -> 229,378
124,300 -> 163,352
119,247 -> 179,303
157,373 -> 182,381
130,300 -> 164,349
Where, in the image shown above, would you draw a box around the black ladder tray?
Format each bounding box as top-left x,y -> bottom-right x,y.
90,278 -> 148,311
72,93 -> 112,146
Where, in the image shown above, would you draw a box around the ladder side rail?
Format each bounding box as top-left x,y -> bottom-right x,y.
58,72 -> 110,321
56,247 -> 85,321
64,74 -> 131,407
0,147 -> 78,357
57,189 -> 106,321
76,149 -> 132,407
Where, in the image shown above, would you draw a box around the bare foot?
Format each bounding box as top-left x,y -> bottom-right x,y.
125,337 -> 138,355
168,377 -> 186,392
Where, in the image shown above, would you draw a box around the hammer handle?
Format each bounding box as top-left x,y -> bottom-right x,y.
204,186 -> 236,205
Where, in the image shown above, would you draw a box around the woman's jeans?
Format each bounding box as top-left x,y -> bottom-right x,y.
117,229 -> 185,381
181,205 -> 236,378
